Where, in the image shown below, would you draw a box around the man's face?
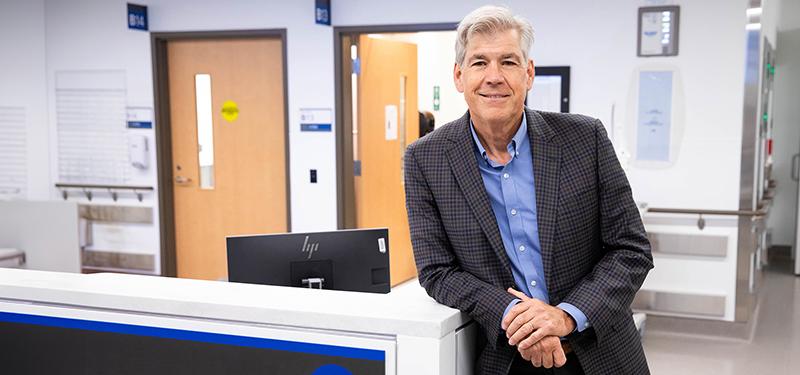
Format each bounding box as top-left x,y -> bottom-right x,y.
454,29 -> 534,125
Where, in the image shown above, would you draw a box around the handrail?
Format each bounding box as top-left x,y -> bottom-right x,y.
646,207 -> 766,217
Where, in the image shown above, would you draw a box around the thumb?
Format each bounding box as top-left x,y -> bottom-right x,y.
507,287 -> 531,301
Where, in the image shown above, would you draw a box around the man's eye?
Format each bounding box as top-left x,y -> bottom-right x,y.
472,61 -> 486,67
503,60 -> 518,66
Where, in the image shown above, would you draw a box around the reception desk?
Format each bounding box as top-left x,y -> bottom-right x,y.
0,268 -> 476,374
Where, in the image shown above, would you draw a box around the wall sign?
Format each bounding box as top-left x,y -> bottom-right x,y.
636,71 -> 673,161
127,107 -> 153,129
433,86 -> 440,111
300,108 -> 332,132
127,3 -> 148,31
637,6 -> 679,57
315,0 -> 331,26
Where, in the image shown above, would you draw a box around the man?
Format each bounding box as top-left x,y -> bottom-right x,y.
404,5 -> 653,375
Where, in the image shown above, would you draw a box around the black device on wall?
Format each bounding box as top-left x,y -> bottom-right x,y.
526,66 -> 570,113
227,228 -> 391,293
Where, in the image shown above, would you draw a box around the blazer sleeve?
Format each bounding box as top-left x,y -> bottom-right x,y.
561,119 -> 654,345
404,144 -> 517,349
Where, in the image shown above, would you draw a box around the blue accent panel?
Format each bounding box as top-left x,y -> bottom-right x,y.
127,121 -> 152,129
313,364 -> 354,375
301,123 -> 332,132
0,311 -> 384,361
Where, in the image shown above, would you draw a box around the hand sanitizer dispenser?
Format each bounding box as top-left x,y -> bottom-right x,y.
129,134 -> 149,170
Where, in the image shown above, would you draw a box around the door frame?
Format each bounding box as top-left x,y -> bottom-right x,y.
333,23 -> 457,229
151,29 -> 291,277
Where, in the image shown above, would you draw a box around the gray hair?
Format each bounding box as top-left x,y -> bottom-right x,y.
455,5 -> 535,67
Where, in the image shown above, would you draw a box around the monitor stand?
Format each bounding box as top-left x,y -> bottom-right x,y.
290,260 -> 333,290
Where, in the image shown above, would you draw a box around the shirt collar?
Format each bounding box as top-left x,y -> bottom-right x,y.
470,112 -> 529,164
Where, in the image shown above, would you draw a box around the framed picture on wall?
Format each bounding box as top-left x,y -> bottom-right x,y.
526,66 -> 570,113
637,6 -> 680,57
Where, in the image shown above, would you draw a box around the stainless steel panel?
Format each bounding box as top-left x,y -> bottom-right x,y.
82,250 -> 155,272
633,290 -> 726,317
648,232 -> 728,257
79,205 -> 153,224
736,20 -> 763,322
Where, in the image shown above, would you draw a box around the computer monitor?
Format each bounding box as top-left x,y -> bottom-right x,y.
226,228 -> 390,294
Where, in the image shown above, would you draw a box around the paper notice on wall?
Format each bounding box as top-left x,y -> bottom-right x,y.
0,106 -> 27,199
528,76 -> 562,112
640,12 -> 665,55
385,105 -> 398,141
56,70 -> 129,184
636,71 -> 673,162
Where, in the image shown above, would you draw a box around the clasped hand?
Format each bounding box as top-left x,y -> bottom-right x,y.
501,288 -> 576,368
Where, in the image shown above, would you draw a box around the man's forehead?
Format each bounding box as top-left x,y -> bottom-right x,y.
465,30 -> 524,58
466,48 -> 524,60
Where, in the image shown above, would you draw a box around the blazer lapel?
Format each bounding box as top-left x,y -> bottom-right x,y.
445,113 -> 513,277
526,109 -> 561,290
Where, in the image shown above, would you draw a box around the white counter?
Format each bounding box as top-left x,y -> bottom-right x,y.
0,268 -> 476,374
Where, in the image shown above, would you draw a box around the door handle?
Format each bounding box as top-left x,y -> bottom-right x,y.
175,175 -> 192,185
792,154 -> 800,181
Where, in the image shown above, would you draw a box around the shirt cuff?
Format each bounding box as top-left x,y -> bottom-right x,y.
557,302 -> 590,334
501,298 -> 522,328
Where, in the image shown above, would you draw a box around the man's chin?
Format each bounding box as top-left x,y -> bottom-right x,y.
471,108 -> 520,124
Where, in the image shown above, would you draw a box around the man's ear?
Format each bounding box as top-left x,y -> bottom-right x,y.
526,59 -> 535,90
454,63 -> 465,93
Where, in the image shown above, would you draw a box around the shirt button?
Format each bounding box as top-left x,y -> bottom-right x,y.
530,280 -> 537,287
519,245 -> 525,251
511,209 -> 517,216
503,173 -> 510,179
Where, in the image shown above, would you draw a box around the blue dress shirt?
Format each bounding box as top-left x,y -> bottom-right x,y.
469,113 -> 589,335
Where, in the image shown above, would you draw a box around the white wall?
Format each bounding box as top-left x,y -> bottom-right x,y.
779,0 -> 800,31
1,0 -> 757,268
0,0 -> 48,200
337,0 -> 749,211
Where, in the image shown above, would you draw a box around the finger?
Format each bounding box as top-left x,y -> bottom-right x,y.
518,346 -> 531,361
505,310 -> 534,339
518,326 -> 548,350
508,321 -> 535,349
507,287 -> 530,300
501,301 -> 528,330
530,343 -> 543,367
508,321 -> 535,345
517,314 -> 558,349
554,345 -> 567,368
542,350 -> 554,369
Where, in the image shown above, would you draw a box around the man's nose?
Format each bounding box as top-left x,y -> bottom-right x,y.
484,61 -> 504,84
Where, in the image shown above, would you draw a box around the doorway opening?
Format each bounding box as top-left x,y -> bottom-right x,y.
334,23 -> 461,286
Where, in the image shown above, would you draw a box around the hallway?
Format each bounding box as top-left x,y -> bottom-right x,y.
645,256 -> 800,374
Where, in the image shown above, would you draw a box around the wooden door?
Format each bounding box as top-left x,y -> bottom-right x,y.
356,35 -> 419,286
167,38 -> 287,280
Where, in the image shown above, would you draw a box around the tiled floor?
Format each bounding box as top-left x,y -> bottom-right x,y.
644,259 -> 800,374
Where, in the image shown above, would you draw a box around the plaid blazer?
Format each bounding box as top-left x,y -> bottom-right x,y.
404,108 -> 653,375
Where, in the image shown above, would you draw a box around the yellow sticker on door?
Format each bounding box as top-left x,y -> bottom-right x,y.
221,100 -> 239,122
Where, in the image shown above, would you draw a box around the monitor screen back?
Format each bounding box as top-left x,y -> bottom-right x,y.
227,228 -> 390,293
